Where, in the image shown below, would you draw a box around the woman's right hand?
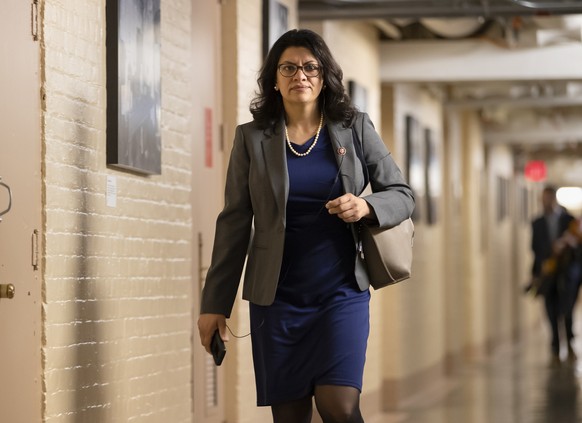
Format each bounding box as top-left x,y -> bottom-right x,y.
197,313 -> 228,354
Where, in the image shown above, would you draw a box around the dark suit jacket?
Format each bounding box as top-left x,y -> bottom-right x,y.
531,209 -> 574,277
201,112 -> 415,317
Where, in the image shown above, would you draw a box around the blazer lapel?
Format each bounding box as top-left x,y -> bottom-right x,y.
328,121 -> 362,195
261,120 -> 289,217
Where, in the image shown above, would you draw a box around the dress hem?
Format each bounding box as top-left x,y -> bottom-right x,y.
256,380 -> 363,407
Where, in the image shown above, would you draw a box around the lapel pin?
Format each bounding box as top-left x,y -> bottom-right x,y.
337,147 -> 346,156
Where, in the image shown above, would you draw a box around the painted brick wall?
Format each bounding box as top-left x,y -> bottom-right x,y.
41,0 -> 193,421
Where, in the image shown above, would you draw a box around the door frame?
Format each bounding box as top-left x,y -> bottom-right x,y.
191,1 -> 225,421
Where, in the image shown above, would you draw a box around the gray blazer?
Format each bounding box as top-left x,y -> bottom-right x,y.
200,112 -> 414,317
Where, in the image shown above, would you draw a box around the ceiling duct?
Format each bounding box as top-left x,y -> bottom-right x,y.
299,0 -> 582,21
420,17 -> 487,38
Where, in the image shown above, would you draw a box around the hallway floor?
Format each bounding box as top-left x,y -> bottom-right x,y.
371,313 -> 582,423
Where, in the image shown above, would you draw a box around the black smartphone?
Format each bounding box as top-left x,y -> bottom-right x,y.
210,330 -> 226,366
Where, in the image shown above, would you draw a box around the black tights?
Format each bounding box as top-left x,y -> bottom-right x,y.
271,385 -> 364,423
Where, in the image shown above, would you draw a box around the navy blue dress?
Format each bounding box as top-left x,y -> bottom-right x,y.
250,126 -> 371,406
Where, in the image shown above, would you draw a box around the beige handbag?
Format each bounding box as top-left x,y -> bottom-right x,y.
359,218 -> 414,289
352,126 -> 414,289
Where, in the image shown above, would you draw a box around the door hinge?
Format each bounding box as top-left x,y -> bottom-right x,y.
31,0 -> 39,41
219,123 -> 224,152
32,229 -> 39,271
198,232 -> 204,294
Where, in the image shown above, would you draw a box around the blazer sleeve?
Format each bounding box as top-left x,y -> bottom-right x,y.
358,112 -> 415,228
200,125 -> 254,317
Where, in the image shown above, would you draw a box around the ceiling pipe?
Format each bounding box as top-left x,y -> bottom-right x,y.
371,19 -> 402,39
507,0 -> 582,9
298,0 -> 582,20
447,95 -> 582,109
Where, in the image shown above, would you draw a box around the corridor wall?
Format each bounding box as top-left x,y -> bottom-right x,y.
442,108 -> 467,369
379,83 -> 447,407
459,110 -> 489,354
486,145 -> 516,348
42,0 -> 194,421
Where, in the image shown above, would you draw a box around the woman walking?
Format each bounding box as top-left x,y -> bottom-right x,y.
198,29 -> 414,423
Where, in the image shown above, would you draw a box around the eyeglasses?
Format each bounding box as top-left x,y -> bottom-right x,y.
278,63 -> 321,78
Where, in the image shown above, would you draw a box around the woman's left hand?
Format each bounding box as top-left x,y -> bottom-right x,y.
326,193 -> 371,223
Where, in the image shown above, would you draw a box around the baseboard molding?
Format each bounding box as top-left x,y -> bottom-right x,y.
361,387 -> 382,420
444,348 -> 464,374
381,360 -> 444,409
380,328 -> 525,411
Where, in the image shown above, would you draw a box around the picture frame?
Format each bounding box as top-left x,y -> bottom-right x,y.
424,127 -> 439,225
497,176 -> 509,221
480,171 -> 488,252
263,0 -> 289,57
405,114 -> 425,222
106,0 -> 162,175
520,184 -> 529,224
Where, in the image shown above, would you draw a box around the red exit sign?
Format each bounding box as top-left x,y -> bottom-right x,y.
524,160 -> 546,182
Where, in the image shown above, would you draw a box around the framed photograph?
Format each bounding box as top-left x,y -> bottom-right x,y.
263,0 -> 288,57
348,80 -> 368,112
424,128 -> 440,225
497,176 -> 509,221
405,114 -> 425,222
519,184 -> 529,224
106,0 -> 162,175
480,171 -> 488,251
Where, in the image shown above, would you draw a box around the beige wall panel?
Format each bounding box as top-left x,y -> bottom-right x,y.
384,83 -> 446,385
460,111 -> 488,353
485,144 -> 515,347
442,109 -> 466,366
319,21 -> 380,127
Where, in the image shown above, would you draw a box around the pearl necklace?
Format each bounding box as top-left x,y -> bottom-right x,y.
285,113 -> 324,157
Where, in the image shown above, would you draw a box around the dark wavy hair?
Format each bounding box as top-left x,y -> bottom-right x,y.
250,29 -> 357,131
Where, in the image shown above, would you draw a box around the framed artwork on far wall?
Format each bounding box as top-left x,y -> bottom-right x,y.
106,0 -> 162,175
424,127 -> 440,225
496,175 -> 510,221
405,114 -> 425,222
480,171 -> 488,252
263,0 -> 288,57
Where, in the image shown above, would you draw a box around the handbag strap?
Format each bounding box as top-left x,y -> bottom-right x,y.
351,124 -> 369,188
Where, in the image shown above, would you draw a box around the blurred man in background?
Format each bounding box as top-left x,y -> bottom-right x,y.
531,186 -> 581,365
